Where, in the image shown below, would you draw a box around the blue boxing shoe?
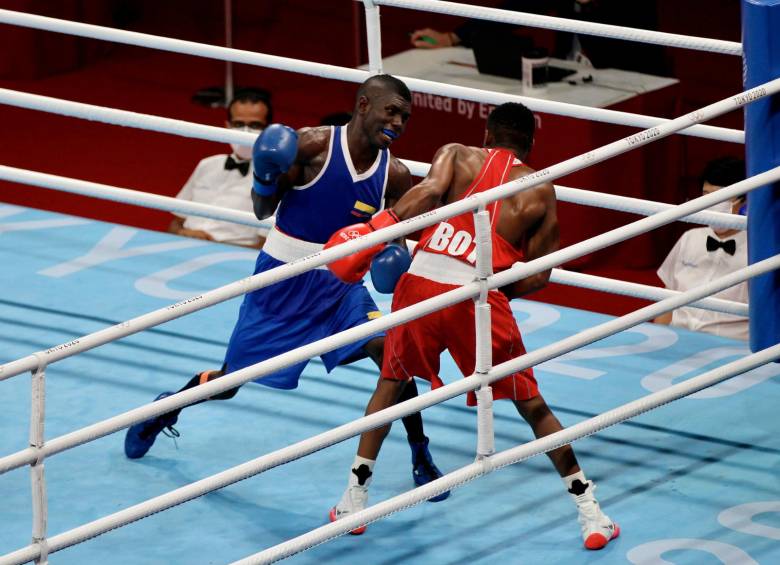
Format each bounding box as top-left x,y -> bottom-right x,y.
409,436 -> 450,502
124,392 -> 180,459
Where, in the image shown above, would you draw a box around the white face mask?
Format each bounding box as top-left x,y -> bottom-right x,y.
704,200 -> 734,215
228,125 -> 262,161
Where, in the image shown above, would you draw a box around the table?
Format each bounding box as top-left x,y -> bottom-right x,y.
377,47 -> 678,108
373,47 -> 683,272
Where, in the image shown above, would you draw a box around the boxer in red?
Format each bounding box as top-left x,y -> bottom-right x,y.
326,102 -> 619,549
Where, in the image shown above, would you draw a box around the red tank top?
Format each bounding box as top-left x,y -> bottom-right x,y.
418,148 -> 526,272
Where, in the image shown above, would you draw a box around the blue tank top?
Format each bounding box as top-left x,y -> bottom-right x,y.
275,126 -> 390,243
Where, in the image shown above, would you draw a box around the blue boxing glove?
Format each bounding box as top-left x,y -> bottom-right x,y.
370,243 -> 412,294
252,124 -> 298,196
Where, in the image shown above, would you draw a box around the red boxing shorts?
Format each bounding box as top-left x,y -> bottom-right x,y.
382,273 -> 539,406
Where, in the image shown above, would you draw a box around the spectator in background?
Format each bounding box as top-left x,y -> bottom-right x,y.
169,88 -> 273,248
654,157 -> 748,340
410,0 -> 668,76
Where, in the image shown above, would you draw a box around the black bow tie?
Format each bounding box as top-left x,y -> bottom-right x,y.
706,235 -> 736,255
224,155 -> 250,176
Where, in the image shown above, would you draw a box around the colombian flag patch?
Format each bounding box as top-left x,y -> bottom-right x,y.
351,200 -> 377,218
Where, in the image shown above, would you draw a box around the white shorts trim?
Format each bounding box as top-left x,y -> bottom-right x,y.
263,227 -> 328,269
409,251 -> 478,285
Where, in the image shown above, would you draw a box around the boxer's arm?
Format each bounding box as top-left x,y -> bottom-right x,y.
325,209 -> 401,283
252,124 -> 297,194
383,157 -> 413,247
327,143 -> 464,284
252,127 -> 320,220
501,181 -> 559,299
391,143 -> 462,220
384,156 -> 413,208
253,186 -> 277,220
330,143 -> 462,286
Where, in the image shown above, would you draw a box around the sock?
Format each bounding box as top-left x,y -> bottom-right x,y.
399,380 -> 426,443
408,435 -> 429,447
563,470 -> 590,496
405,427 -> 426,444
349,456 -> 375,488
177,370 -> 238,402
177,371 -> 205,393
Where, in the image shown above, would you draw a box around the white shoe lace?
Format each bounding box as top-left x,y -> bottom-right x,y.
575,496 -> 614,538
573,483 -> 614,538
335,485 -> 368,518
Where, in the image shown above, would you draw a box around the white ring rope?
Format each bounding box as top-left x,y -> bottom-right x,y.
554,184 -> 747,231
1,77 -> 774,385
0,167 -> 771,565
0,255 -> 780,565
0,88 -> 259,148
0,163 -> 748,232
0,10 -> 367,82
548,270 -> 748,317
404,162 -> 748,230
0,13 -> 745,142
0,77 -> 775,386
1,164 -> 776,479
0,165 -> 268,229
0,159 -> 748,232
1,79 -> 777,563
246,342 -> 780,564
0,82 -> 744,148
375,0 -> 743,55
0,86 -> 746,229
396,75 -> 743,143
2,253 -> 776,565
0,164 -> 747,316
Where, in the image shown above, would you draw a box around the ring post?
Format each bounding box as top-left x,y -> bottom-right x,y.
742,0 -> 780,353
362,0 -> 383,75
473,209 -> 495,459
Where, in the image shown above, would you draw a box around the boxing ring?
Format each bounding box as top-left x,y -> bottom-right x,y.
1,1 -> 779,564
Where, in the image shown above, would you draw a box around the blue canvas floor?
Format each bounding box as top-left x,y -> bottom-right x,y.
1,205 -> 779,565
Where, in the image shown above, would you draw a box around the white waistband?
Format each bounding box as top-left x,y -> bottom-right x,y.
263,227 -> 327,269
409,251 -> 478,285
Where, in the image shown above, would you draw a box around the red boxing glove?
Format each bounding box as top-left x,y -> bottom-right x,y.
325,209 -> 400,283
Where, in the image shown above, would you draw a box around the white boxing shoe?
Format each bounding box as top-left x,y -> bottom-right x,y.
570,480 -> 620,550
329,484 -> 369,535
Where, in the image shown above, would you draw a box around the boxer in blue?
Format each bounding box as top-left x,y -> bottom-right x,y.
124,75 -> 448,501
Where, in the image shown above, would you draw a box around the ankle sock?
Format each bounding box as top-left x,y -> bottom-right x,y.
349,456 -> 375,487
563,470 -> 590,496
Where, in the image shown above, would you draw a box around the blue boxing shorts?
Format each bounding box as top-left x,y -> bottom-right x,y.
223,251 -> 384,389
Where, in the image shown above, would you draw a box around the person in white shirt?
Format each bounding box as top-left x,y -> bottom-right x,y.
655,157 -> 748,340
169,88 -> 273,248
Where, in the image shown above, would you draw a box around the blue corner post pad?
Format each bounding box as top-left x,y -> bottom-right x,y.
742,0 -> 780,354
